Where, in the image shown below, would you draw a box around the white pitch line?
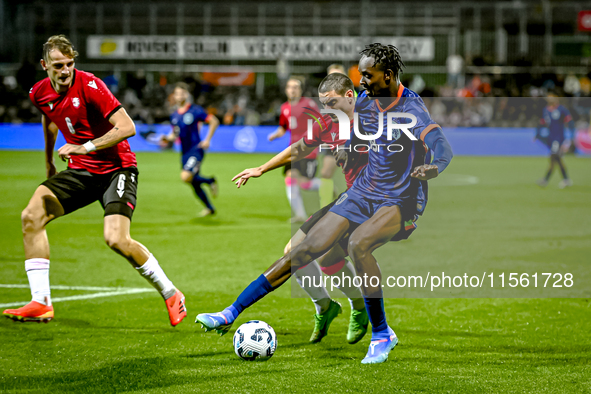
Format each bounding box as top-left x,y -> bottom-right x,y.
0,284 -> 152,308
0,284 -> 149,291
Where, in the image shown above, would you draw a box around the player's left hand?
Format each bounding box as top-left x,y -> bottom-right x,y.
198,139 -> 211,150
411,164 -> 439,180
58,144 -> 89,161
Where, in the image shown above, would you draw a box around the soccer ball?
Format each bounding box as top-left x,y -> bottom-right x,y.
233,320 -> 277,361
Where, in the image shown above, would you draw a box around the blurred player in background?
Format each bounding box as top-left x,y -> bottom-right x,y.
535,91 -> 574,189
2,35 -> 187,326
314,64 -> 348,208
268,77 -> 321,222
161,82 -> 219,217
223,73 -> 369,344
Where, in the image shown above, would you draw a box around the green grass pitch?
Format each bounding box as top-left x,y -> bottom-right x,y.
0,150 -> 590,393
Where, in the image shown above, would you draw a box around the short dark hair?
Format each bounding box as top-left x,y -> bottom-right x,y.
547,89 -> 559,97
359,43 -> 405,80
43,35 -> 78,62
318,73 -> 355,96
175,82 -> 190,91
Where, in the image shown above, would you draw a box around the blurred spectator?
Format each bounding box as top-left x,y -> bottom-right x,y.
1,61 -> 587,131
446,54 -> 464,89
564,73 -> 581,97
16,61 -> 37,93
127,69 -> 148,99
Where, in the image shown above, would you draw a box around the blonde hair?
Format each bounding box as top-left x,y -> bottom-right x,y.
287,76 -> 304,89
327,64 -> 346,74
43,35 -> 78,62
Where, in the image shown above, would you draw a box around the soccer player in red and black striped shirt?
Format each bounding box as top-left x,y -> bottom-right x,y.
2,35 -> 186,326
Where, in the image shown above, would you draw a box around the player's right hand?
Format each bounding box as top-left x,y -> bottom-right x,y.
231,168 -> 263,188
268,133 -> 277,142
46,162 -> 57,179
333,149 -> 355,171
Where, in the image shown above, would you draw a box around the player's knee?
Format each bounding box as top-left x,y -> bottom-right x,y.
290,243 -> 314,269
104,233 -> 131,254
283,240 -> 292,255
180,172 -> 193,183
348,237 -> 370,261
21,206 -> 43,233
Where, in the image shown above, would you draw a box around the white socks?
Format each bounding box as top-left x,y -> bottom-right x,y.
333,260 -> 365,311
285,178 -> 307,219
300,177 -> 322,191
136,254 -> 176,300
25,258 -> 51,305
295,261 -> 331,314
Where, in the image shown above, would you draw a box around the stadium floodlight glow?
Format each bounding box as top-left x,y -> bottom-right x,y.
306,109 -> 418,142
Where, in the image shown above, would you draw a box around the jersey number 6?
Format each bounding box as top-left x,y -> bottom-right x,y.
65,117 -> 76,134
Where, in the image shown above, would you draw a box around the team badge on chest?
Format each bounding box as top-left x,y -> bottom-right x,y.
183,113 -> 194,125
72,97 -> 80,108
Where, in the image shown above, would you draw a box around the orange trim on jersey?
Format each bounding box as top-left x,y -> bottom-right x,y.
375,84 -> 405,112
177,103 -> 191,115
420,124 -> 441,142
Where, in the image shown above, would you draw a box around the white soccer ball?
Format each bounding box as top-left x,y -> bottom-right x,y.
233,320 -> 277,361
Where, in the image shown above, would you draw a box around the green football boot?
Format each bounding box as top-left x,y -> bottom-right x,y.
347,307 -> 369,344
309,300 -> 342,343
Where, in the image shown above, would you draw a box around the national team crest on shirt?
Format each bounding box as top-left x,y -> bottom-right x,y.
183,112 -> 194,125
72,97 -> 80,108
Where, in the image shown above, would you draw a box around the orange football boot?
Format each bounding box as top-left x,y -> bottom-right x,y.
166,290 -> 187,326
3,300 -> 54,323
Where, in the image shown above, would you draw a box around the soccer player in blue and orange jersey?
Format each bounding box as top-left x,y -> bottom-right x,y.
535,91 -> 574,188
161,82 -> 220,216
196,44 -> 453,364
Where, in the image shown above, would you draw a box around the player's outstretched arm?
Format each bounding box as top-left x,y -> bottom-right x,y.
57,107 -> 136,161
268,126 -> 287,142
411,127 -> 453,181
198,114 -> 220,150
42,115 -> 58,178
232,145 -> 292,188
232,139 -> 315,188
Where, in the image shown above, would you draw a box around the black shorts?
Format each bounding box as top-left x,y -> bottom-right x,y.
300,197 -> 336,234
283,159 -> 318,179
42,167 -> 139,219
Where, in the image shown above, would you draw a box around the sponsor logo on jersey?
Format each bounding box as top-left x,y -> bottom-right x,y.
88,80 -> 98,89
330,132 -> 337,141
72,97 -> 80,108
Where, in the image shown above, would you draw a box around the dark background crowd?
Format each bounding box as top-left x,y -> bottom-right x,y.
2,59 -> 591,130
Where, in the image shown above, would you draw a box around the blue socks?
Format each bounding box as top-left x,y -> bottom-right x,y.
224,274 -> 274,322
364,291 -> 390,339
191,176 -> 214,211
